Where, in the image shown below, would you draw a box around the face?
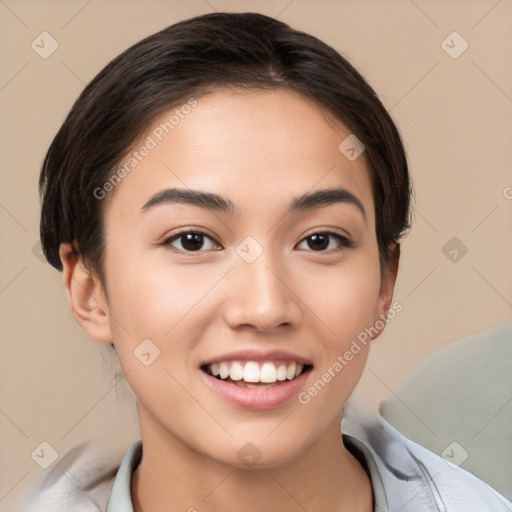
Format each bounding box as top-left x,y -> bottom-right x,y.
93,89 -> 395,468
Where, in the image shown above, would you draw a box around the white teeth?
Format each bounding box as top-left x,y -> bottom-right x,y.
230,361 -> 244,381
235,381 -> 279,388
276,364 -> 287,381
243,362 -> 260,383
260,362 -> 277,383
219,362 -> 230,379
286,362 -> 297,380
206,360 -> 306,384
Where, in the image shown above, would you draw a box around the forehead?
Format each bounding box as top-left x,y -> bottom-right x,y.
105,88 -> 374,225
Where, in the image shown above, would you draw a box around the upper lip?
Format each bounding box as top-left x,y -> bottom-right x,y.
201,349 -> 313,367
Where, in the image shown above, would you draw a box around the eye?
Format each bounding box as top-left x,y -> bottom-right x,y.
296,231 -> 354,253
162,229 -> 220,253
161,229 -> 354,254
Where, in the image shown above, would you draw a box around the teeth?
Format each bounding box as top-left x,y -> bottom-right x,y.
242,362 -> 260,383
286,362 -> 297,380
235,381 -> 279,388
276,364 -> 287,381
230,361 -> 244,381
260,362 -> 277,383
219,362 -> 230,379
205,360 -> 306,384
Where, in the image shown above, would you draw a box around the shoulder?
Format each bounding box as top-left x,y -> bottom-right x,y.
10,438 -> 127,512
342,405 -> 512,512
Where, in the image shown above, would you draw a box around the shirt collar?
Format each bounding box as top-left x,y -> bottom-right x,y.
106,413 -> 447,512
104,435 -> 389,512
105,440 -> 142,512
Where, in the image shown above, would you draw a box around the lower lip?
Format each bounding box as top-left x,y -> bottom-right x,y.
200,369 -> 311,410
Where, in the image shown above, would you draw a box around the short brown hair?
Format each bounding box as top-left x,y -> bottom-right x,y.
39,11 -> 412,286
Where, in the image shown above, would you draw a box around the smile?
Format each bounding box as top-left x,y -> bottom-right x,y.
200,356 -> 314,410
202,360 -> 312,386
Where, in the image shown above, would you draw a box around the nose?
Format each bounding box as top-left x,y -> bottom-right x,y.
222,249 -> 302,333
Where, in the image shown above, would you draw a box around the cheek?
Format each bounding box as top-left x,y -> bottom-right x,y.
104,259 -> 214,403
104,249 -> 231,353
293,254 -> 381,417
300,253 -> 382,342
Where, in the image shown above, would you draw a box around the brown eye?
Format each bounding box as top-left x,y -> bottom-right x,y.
297,231 -> 354,252
163,230 -> 219,252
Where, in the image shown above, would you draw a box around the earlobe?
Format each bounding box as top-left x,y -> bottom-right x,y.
59,243 -> 114,345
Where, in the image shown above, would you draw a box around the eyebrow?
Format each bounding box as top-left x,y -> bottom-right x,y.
141,186 -> 366,223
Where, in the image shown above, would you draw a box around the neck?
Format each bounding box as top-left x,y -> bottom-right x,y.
131,412 -> 373,512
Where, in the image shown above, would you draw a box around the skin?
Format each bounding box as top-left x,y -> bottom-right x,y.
60,88 -> 399,512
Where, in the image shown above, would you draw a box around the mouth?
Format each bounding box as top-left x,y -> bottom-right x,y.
199,349 -> 314,410
200,360 -> 313,388
199,356 -> 314,410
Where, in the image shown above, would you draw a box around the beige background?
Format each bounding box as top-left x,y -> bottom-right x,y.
1,0 -> 511,508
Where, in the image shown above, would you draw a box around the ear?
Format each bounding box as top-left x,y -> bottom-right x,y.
373,243 -> 400,340
59,243 -> 114,344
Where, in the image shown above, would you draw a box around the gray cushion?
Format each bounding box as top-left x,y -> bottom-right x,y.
380,320 -> 512,500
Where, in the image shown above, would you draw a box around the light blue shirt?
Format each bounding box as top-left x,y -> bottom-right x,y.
13,408 -> 512,511
105,411 -> 512,512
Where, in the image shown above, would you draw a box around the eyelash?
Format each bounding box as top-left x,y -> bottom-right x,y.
161,229 -> 355,255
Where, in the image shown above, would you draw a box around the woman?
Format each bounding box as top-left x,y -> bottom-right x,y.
33,11 -> 510,512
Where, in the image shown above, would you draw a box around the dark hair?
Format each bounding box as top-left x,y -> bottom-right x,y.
39,11 -> 412,287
